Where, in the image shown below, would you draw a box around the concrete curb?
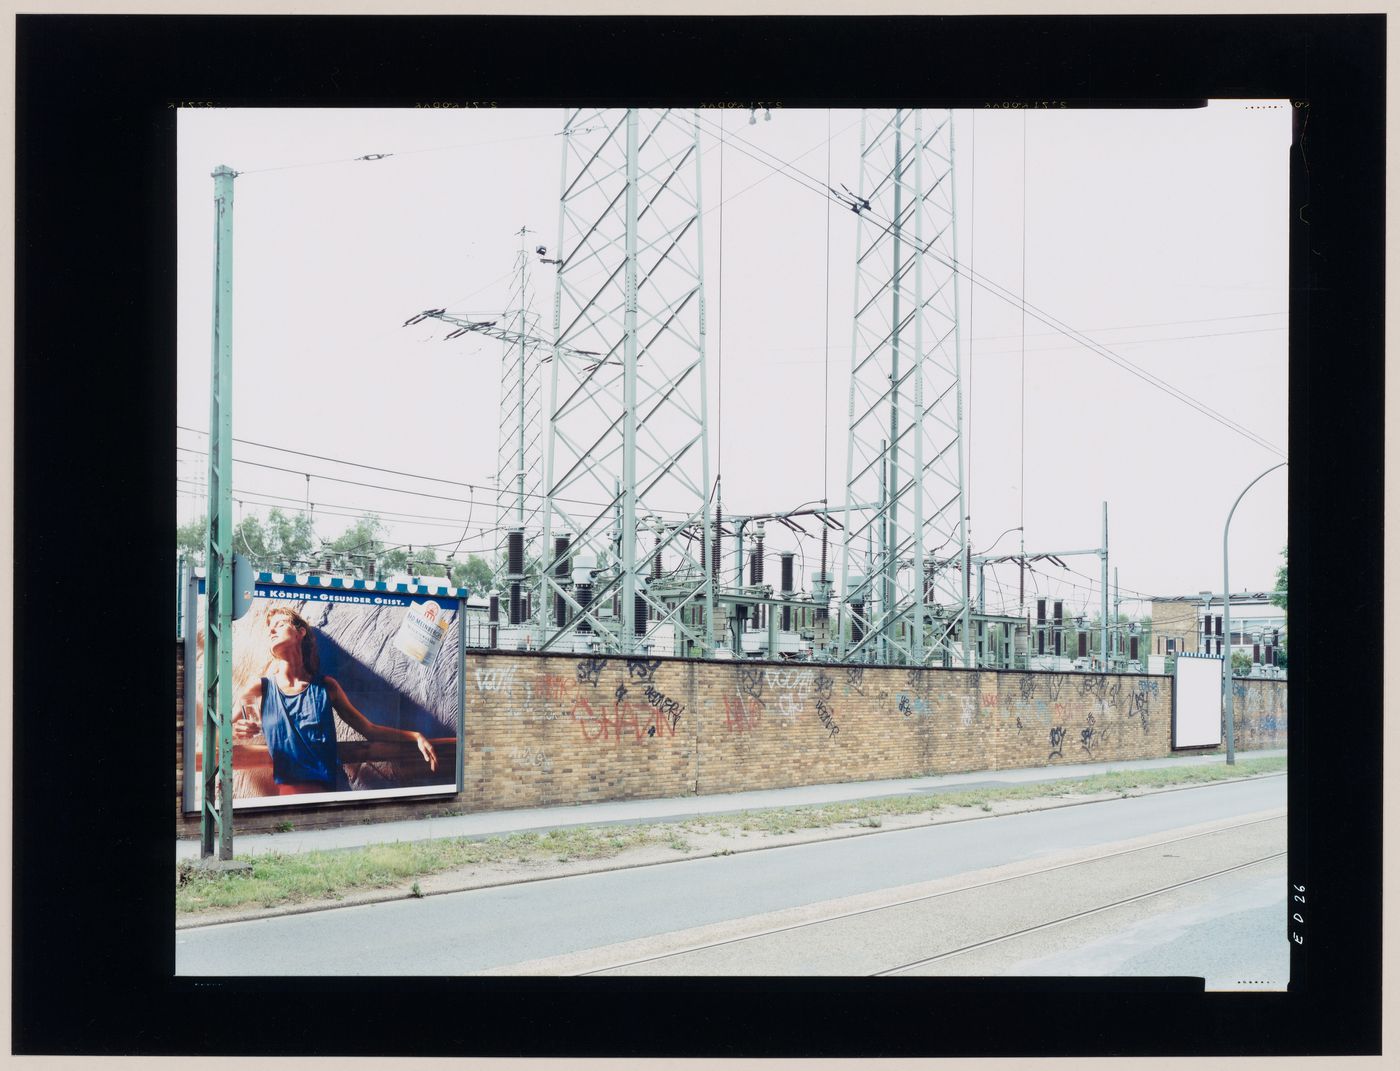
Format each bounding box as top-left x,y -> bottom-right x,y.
176,770 -> 1285,931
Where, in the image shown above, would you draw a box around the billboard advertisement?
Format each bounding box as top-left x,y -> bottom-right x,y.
1172,652 -> 1224,749
188,581 -> 462,809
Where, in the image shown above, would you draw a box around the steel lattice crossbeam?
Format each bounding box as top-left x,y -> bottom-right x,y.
840,109 -> 968,666
539,108 -> 713,654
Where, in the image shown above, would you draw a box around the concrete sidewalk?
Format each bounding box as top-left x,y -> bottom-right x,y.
176,749 -> 1286,862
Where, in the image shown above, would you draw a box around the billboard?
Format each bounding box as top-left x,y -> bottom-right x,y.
187,580 -> 462,809
1172,652 -> 1224,749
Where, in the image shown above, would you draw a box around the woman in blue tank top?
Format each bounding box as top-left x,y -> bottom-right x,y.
235,607 -> 439,795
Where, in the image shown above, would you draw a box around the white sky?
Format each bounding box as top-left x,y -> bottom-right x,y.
178,103 -> 1291,618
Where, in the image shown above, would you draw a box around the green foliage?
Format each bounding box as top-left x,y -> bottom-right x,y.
176,516 -> 208,565
450,554 -> 493,592
1272,545 -> 1288,611
1231,651 -> 1253,677
330,514 -> 387,557
181,509 -> 316,570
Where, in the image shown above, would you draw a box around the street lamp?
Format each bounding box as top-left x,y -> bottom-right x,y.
1223,461 -> 1287,765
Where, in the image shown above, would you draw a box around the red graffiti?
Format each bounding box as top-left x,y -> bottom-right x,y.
724,694 -> 762,732
539,674 -> 574,702
572,696 -> 674,744
981,692 -> 998,710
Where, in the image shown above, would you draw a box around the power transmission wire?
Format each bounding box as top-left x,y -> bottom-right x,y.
233,128 -> 561,178
174,440 -> 703,520
671,108 -> 1286,458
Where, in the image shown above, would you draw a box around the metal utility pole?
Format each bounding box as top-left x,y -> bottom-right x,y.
1101,501 -> 1109,671
841,108 -> 966,667
202,165 -> 237,861
1223,461 -> 1287,764
538,108 -> 713,656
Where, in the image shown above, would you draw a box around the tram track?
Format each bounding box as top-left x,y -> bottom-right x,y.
564,814 -> 1287,977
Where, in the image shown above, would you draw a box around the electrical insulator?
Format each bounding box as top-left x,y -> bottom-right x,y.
507,530 -> 525,577
850,602 -> 865,644
554,535 -> 571,578
634,593 -> 648,636
652,532 -> 663,580
488,594 -> 500,623
575,583 -> 593,632
712,502 -> 723,578
489,624 -> 498,648
780,553 -> 794,594
509,583 -> 523,625
555,592 -> 566,628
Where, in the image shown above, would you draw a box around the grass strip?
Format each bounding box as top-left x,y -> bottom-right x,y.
178,755 -> 1285,915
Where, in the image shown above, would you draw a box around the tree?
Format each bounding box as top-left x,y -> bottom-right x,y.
176,516 -> 208,565
1231,650 -> 1252,677
330,514 -> 388,558
178,509 -> 317,569
451,554 -> 493,592
1271,545 -> 1287,611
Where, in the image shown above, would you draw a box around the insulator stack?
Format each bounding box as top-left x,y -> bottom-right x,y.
634,593 -> 648,636
555,592 -> 566,628
780,551 -> 795,631
652,532 -> 663,579
488,594 -> 500,623
507,529 -> 525,576
850,602 -> 865,644
816,527 -> 830,621
554,535 -> 571,577
575,584 -> 593,632
712,502 -> 722,578
509,582 -> 522,625
750,541 -> 764,585
489,625 -> 498,648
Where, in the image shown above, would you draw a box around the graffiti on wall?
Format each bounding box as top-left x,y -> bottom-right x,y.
814,670 -> 840,738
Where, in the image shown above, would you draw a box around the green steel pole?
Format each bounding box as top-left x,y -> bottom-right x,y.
202,164 -> 237,860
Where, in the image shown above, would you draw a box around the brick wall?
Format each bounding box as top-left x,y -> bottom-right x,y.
176,646 -> 1287,836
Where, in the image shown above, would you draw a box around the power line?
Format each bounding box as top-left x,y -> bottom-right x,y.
233,128 -> 561,178
174,439 -> 703,520
672,108 -> 1286,458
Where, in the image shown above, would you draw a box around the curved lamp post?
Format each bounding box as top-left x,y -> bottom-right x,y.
1223,461 -> 1287,764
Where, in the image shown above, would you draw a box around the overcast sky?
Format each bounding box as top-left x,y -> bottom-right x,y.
177,103 -> 1291,618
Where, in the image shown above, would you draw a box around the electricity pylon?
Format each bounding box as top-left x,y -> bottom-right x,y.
537,108 -> 714,655
840,108 -> 969,666
493,229 -> 546,605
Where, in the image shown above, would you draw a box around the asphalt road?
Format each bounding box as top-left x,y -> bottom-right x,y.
176,775 -> 1287,980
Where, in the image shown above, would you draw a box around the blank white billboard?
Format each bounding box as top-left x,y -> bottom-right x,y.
1174,653 -> 1224,749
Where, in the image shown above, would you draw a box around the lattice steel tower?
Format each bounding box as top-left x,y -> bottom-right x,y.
538,108 -> 714,655
494,228 -> 546,620
840,109 -> 970,666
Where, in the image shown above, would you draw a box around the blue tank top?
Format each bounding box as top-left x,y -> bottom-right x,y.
261,677 -> 339,788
